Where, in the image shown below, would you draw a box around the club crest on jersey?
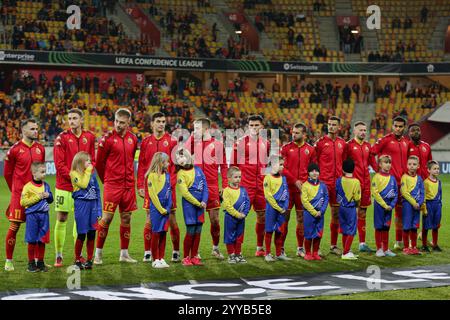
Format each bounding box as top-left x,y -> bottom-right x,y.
338,143 -> 342,149
69,139 -> 73,143
82,137 -> 88,144
353,146 -> 358,150
163,140 -> 169,147
113,139 -> 117,143
365,146 -> 369,152
19,149 -> 25,154
36,148 -> 41,155
305,149 -> 310,155
128,138 -> 133,145
422,146 -> 427,152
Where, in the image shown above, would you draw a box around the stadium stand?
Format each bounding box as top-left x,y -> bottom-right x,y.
0,0 -> 155,55
353,0 -> 450,62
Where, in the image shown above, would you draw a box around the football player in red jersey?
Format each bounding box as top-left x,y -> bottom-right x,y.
53,108 -> 96,267
4,119 -> 45,271
407,123 -> 432,180
94,108 -> 138,264
345,121 -> 377,252
137,112 -> 180,262
372,116 -> 409,250
185,118 -> 228,260
230,115 -> 270,257
315,116 -> 347,255
280,123 -> 317,258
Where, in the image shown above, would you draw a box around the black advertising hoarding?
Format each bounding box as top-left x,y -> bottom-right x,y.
1,50 -> 449,74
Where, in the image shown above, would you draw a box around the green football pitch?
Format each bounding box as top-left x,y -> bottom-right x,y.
0,175 -> 449,299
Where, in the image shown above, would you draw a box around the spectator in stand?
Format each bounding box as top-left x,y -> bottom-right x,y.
342,84 -> 351,104
296,33 -> 304,49
272,80 -> 280,93
420,6 -> 428,23
352,82 -> 360,102
287,28 -> 295,46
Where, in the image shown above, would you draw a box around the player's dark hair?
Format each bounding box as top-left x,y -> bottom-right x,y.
115,108 -> 132,119
393,116 -> 407,124
328,116 -> 341,124
293,122 -> 307,133
408,155 -> 419,162
307,163 -> 320,173
151,112 -> 165,122
408,123 -> 420,130
354,121 -> 367,128
194,117 -> 211,129
21,118 -> 37,129
31,161 -> 46,173
247,114 -> 264,124
68,108 -> 84,118
427,160 -> 439,169
343,158 -> 355,174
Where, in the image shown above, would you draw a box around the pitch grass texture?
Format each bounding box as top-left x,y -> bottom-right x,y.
1,176 -> 449,294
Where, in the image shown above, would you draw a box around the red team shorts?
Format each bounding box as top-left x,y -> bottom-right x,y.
7,191 -> 26,223
288,190 -> 303,211
246,187 -> 266,211
206,184 -> 221,210
103,185 -> 137,214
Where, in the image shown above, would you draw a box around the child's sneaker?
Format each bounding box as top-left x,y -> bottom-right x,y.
211,248 -> 224,260
296,247 -> 306,258
384,250 -> 396,257
255,248 -> 265,257
36,261 -> 48,272
403,248 -> 413,255
182,257 -> 193,266
190,257 -> 204,266
228,254 -> 237,264
84,260 -> 93,270
375,249 -> 386,257
160,259 -> 170,268
264,253 -> 277,262
304,253 -> 314,261
235,254 -> 247,263
27,262 -> 39,273
74,260 -> 85,270
152,260 -> 164,269
54,256 -> 64,267
277,254 -> 292,261
171,251 -> 181,262
94,252 -> 103,265
394,241 -> 404,251
410,248 -> 421,255
359,243 -> 375,252
341,252 -> 358,260
312,253 -> 322,260
330,246 -> 342,255
421,246 -> 431,253
143,253 -> 152,262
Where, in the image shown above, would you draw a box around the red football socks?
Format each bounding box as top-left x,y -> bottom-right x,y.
235,234 -> 244,255
313,238 -> 321,255
120,224 -> 131,250
159,232 -> 167,260
264,232 -> 272,255
75,239 -> 83,261
210,224 -> 220,247
402,230 -> 410,248
28,243 -> 36,262
226,244 -> 235,255
275,232 -> 283,256
330,222 -> 339,246
170,226 -> 180,251
432,229 -> 439,246
37,242 -> 45,261
422,229 -> 428,247
152,233 -> 160,260
382,230 -> 389,251
86,237 -> 95,261
96,221 -> 109,249
375,230 -> 382,250
296,225 -> 304,248
183,233 -> 193,258
344,235 -> 354,255
143,223 -> 152,252
410,230 -> 417,248
304,239 -> 312,255
256,222 -> 265,247
192,233 -> 201,257
5,224 -> 19,260
357,217 -> 366,243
